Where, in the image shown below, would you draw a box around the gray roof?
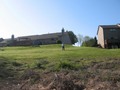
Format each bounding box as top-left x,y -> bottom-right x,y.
97,24 -> 120,35
17,32 -> 66,40
0,39 -> 9,44
99,25 -> 120,28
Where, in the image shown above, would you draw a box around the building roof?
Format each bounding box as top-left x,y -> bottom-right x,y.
0,39 -> 9,44
97,24 -> 120,35
17,32 -> 67,40
99,25 -> 120,29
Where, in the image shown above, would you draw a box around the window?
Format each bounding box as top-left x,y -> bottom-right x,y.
51,38 -> 54,41
110,29 -> 116,32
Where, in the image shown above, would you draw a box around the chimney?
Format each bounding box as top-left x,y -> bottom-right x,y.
61,28 -> 65,35
11,34 -> 14,40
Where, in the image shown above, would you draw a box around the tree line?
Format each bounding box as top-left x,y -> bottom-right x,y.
67,31 -> 97,47
79,35 -> 97,47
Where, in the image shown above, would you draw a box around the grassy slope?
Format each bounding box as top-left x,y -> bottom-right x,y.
0,44 -> 120,65
0,44 -> 120,71
0,44 -> 120,89
1,45 -> 120,60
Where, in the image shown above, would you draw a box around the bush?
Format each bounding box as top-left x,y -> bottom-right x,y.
56,40 -> 62,44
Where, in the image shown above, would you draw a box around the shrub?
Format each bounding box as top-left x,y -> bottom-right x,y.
56,40 -> 62,44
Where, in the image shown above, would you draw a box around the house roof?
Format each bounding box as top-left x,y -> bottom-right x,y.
0,39 -> 9,44
99,25 -> 120,28
17,32 -> 67,40
97,24 -> 120,35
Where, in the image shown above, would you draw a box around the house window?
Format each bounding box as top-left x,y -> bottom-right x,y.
110,29 -> 116,32
51,38 -> 54,41
111,37 -> 114,39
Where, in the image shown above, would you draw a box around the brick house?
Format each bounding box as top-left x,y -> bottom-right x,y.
97,24 -> 120,48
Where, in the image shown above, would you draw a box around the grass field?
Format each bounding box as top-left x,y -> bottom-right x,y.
0,44 -> 120,66
0,44 -> 120,70
1,44 -> 120,60
0,44 -> 120,89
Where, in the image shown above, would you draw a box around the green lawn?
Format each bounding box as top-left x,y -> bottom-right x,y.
0,45 -> 120,62
0,44 -> 120,71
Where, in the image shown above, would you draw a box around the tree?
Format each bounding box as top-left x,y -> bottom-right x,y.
93,36 -> 98,47
81,36 -> 97,47
0,38 -> 3,42
83,36 -> 91,42
82,36 -> 91,47
68,31 -> 78,44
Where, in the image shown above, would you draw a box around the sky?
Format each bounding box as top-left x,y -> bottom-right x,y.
0,0 -> 120,39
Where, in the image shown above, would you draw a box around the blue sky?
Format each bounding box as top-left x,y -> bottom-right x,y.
0,0 -> 120,38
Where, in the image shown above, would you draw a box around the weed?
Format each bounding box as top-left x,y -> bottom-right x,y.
12,61 -> 22,67
58,61 -> 77,70
33,60 -> 49,69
